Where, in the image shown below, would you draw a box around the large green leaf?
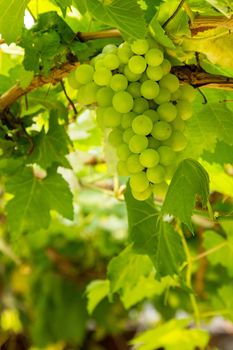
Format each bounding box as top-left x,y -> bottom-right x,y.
0,0 -> 29,44
125,185 -> 185,276
86,280 -> 110,314
162,159 -> 210,231
6,166 -> 73,232
202,141 -> 233,166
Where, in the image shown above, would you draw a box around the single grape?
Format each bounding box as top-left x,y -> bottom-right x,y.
67,70 -> 82,89
132,115 -> 153,135
96,87 -> 114,107
103,53 -> 120,70
145,48 -> 164,66
123,128 -> 135,143
146,65 -> 164,81
133,97 -> 149,114
131,39 -> 149,55
75,64 -> 94,84
157,102 -> 177,122
130,172 -> 149,192
129,134 -> 148,153
171,116 -> 185,131
112,91 -> 134,113
141,80 -> 160,99
91,53 -> 104,66
165,131 -> 188,151
132,186 -> 152,201
121,112 -> 136,129
110,74 -> 128,92
148,136 -> 161,149
160,59 -> 171,75
157,146 -> 176,166
146,165 -> 166,184
103,107 -> 122,128
102,44 -> 117,54
152,121 -> 172,141
154,87 -> 171,104
179,84 -> 196,102
124,65 -> 142,82
176,100 -> 192,120
159,73 -> 179,93
77,82 -> 99,105
144,109 -> 159,123
128,55 -> 147,74
126,154 -> 144,173
117,160 -> 130,176
117,42 -> 133,64
93,67 -> 112,86
108,128 -> 123,147
139,149 -> 160,168
117,143 -> 131,161
95,58 -> 105,69
152,181 -> 168,197
127,82 -> 141,98
96,107 -> 105,128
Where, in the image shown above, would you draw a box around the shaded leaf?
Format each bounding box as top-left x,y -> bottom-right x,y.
86,280 -> 110,314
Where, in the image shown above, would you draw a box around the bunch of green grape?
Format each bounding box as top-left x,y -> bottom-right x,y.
68,38 -> 196,201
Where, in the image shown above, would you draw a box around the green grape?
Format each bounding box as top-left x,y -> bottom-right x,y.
157,102 -> 177,122
176,100 -> 192,120
117,160 -> 130,176
96,107 -> 105,128
112,91 -> 134,113
117,42 -> 133,64
124,65 -> 142,82
152,121 -> 172,141
108,128 -> 123,147
160,59 -> 171,75
75,64 -> 94,84
165,131 -> 188,152
117,143 -> 131,161
152,181 -> 168,197
96,87 -> 114,107
147,37 -> 159,49
140,72 -> 148,83
139,149 -> 160,168
102,44 -> 117,54
127,82 -> 141,98
179,84 -> 196,102
103,107 -> 122,128
103,53 -> 120,70
77,82 -> 99,105
126,154 -> 144,173
93,67 -> 112,86
157,146 -> 176,166
145,48 -> 164,66
148,136 -> 161,149
129,134 -> 148,153
131,39 -> 149,55
110,74 -> 128,92
130,172 -> 149,192
132,115 -> 153,135
170,88 -> 181,101
154,87 -> 171,104
132,186 -> 152,201
123,128 -> 135,143
141,80 -> 160,99
159,73 -> 179,93
67,70 -> 82,89
146,165 -> 166,184
128,55 -> 147,74
95,58 -> 105,69
146,65 -> 164,81
171,116 -> 185,131
133,97 -> 149,114
144,109 -> 159,122
121,112 -> 136,129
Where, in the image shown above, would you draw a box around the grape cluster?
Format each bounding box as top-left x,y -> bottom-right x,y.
68,38 -> 196,200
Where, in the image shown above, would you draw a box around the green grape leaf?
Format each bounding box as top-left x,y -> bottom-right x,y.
125,185 -> 185,276
6,166 -> 73,233
86,280 -> 110,314
205,0 -> 233,17
202,141 -> 233,165
143,0 -> 162,22
107,245 -> 166,308
216,284 -> 233,322
203,230 -> 233,276
130,318 -> 209,350
28,113 -> 71,169
0,0 -> 29,44
53,0 -> 72,16
162,159 -> 210,231
86,0 -> 146,39
149,18 -> 175,49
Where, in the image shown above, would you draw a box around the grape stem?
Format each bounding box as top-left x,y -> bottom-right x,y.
60,80 -> 78,115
